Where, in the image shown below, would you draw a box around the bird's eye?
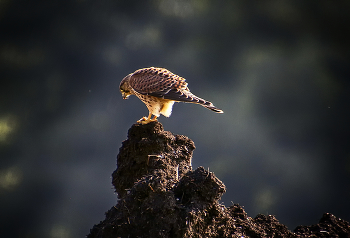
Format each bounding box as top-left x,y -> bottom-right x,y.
121,89 -> 130,94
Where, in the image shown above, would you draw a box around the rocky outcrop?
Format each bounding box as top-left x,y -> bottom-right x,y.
87,122 -> 350,238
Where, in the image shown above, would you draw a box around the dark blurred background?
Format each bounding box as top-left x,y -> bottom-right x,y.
1,0 -> 350,237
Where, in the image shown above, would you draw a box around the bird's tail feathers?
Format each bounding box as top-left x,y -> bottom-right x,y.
161,89 -> 224,113
202,103 -> 224,113
190,95 -> 224,113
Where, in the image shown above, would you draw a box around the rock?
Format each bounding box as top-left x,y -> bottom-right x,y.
87,121 -> 350,238
112,121 -> 194,199
294,213 -> 350,237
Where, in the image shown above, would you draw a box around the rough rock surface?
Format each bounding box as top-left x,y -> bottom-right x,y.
87,122 -> 350,238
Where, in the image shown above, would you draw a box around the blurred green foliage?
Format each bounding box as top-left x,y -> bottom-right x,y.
1,0 -> 350,237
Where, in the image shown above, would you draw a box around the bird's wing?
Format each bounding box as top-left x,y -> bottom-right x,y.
129,67 -> 224,113
129,67 -> 208,103
129,67 -> 188,96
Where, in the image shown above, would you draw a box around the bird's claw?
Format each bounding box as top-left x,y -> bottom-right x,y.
137,117 -> 158,125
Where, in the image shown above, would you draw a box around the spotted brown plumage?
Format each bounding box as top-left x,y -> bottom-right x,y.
119,67 -> 223,124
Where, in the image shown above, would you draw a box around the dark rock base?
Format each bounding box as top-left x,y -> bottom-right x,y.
88,122 -> 350,238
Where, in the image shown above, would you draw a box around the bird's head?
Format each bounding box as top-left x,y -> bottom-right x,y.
119,74 -> 133,99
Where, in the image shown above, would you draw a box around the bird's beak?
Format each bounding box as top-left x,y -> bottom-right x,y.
122,93 -> 129,99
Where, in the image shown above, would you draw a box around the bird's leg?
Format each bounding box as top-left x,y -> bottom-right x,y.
137,113 -> 158,124
137,112 -> 151,124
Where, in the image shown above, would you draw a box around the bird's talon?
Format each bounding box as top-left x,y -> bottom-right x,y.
136,117 -> 148,123
137,116 -> 158,124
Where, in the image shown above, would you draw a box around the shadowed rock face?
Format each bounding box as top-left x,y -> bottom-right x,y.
88,122 -> 350,238
112,121 -> 195,199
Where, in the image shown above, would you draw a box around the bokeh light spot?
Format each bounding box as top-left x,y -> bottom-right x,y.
0,166 -> 22,190
0,115 -> 18,143
50,224 -> 71,238
254,187 -> 277,212
125,25 -> 162,50
157,0 -> 208,18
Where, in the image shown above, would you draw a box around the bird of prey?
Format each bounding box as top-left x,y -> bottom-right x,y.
119,67 -> 223,124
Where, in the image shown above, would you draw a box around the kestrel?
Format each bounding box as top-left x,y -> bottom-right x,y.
119,67 -> 223,124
